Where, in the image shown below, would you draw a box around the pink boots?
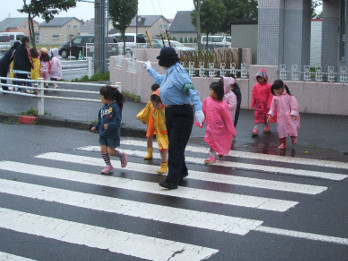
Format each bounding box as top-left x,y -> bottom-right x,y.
101,165 -> 114,175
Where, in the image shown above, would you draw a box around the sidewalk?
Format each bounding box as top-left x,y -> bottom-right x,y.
0,91 -> 347,158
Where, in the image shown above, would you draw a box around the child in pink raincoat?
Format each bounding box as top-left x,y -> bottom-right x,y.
49,48 -> 62,88
221,76 -> 237,125
250,69 -> 276,135
267,80 -> 300,149
39,48 -> 50,87
196,81 -> 237,164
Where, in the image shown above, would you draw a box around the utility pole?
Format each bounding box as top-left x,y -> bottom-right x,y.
94,0 -> 106,74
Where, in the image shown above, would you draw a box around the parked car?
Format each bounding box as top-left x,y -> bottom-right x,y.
0,32 -> 25,55
0,34 -> 11,55
111,33 -> 146,48
149,39 -> 195,51
0,32 -> 25,42
58,36 -> 122,59
201,35 -> 231,48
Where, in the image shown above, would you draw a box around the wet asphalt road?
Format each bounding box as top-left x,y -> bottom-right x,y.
0,122 -> 347,261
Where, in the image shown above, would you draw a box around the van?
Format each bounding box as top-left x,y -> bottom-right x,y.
0,32 -> 25,54
111,33 -> 146,48
0,32 -> 26,42
201,35 -> 231,48
0,34 -> 11,54
58,35 -> 120,59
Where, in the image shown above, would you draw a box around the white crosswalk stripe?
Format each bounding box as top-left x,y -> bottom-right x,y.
79,145 -> 348,181
0,175 -> 263,236
0,139 -> 348,260
0,207 -> 218,261
120,140 -> 348,170
78,147 -> 329,195
0,251 -> 36,261
32,154 -> 299,212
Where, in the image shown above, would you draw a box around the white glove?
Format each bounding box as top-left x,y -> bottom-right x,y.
144,61 -> 152,70
195,110 -> 205,126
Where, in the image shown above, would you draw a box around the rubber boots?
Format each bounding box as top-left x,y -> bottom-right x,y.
278,138 -> 287,149
157,161 -> 168,174
144,148 -> 153,160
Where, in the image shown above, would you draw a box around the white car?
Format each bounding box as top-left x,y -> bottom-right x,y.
149,39 -> 195,51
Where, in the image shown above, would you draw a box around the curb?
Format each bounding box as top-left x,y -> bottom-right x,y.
0,114 -> 146,138
18,116 -> 37,124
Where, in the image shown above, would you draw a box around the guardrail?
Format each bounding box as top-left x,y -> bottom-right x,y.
0,76 -> 121,116
61,57 -> 93,78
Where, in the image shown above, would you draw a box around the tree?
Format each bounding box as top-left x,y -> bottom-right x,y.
193,0 -> 203,52
192,0 -> 226,49
311,0 -> 323,19
108,0 -> 138,55
18,0 -> 77,49
221,0 -> 258,34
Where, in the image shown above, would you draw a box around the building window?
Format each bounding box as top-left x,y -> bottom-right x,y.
23,24 -> 27,29
67,24 -> 71,30
52,35 -> 60,41
73,25 -> 78,30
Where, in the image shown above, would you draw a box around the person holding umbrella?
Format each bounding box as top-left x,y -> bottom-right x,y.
144,47 -> 204,190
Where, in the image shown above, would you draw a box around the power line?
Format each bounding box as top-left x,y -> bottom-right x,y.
150,0 -> 157,15
156,0 -> 163,15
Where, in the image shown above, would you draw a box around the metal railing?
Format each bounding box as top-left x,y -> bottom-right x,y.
278,64 -> 348,83
61,57 -> 94,78
0,76 -> 121,116
185,62 -> 248,78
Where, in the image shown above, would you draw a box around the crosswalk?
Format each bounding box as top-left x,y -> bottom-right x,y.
0,138 -> 348,260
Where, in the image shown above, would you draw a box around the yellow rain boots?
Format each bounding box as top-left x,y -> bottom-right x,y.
144,148 -> 153,160
157,161 -> 168,174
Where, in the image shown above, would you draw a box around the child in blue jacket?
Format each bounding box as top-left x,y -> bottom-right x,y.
91,86 -> 127,174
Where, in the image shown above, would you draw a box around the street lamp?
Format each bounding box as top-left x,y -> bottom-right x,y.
136,15 -> 142,46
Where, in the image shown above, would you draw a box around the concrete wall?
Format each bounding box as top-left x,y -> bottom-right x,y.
310,20 -> 322,67
257,0 -> 311,69
110,55 -> 348,116
322,0 -> 348,69
231,23 -> 258,64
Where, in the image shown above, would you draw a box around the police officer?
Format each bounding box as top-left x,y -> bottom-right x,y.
144,47 -> 204,189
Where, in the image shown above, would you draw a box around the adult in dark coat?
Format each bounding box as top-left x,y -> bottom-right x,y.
12,36 -> 33,91
0,41 -> 21,90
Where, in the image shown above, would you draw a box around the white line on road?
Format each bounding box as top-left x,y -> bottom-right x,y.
1,159 -> 298,212
0,251 -> 36,261
0,178 -> 263,235
115,149 -> 327,195
254,226 -> 348,246
79,145 -> 348,181
119,139 -> 348,170
0,207 -> 218,261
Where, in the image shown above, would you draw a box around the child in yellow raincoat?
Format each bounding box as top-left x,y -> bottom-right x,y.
30,48 -> 40,94
136,83 -> 159,160
146,89 -> 168,174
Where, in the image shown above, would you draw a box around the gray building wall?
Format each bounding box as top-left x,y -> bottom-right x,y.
257,0 -> 311,69
283,0 -> 311,68
321,0 -> 341,69
231,23 -> 258,64
257,0 -> 284,65
321,0 -> 348,70
310,20 -> 322,67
